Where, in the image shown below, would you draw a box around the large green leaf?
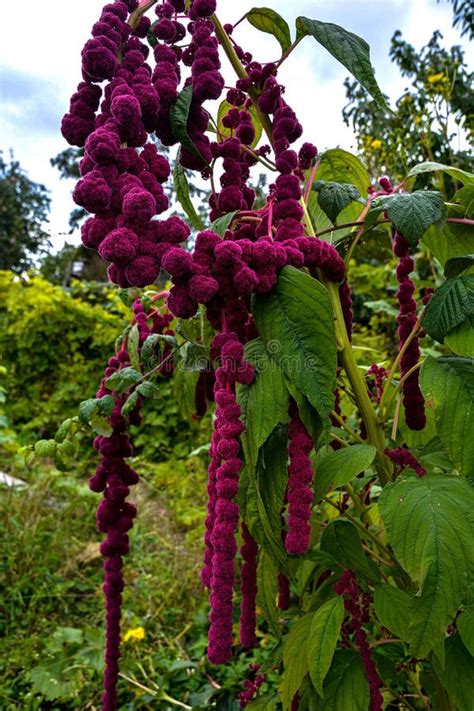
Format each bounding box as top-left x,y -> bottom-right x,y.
379,191 -> 446,248
280,615 -> 312,710
318,650 -> 370,711
313,444 -> 376,501
444,254 -> 474,279
434,636 -> 474,711
237,338 -> 289,470
423,219 -> 474,266
246,7 -> 292,54
295,17 -> 385,107
256,551 -> 281,638
307,597 -> 345,696
240,427 -> 288,565
171,85 -> 206,163
173,366 -> 200,419
408,161 -> 474,186
457,608 -> 474,656
252,267 -> 337,430
379,473 -> 474,656
374,584 -> 410,642
210,209 -> 238,237
308,149 -> 370,234
172,163 -> 205,231
420,356 -> 474,478
423,275 -> 474,343
312,181 -> 364,225
320,519 -> 380,582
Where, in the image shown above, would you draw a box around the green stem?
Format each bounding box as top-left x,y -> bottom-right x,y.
301,200 -> 391,484
211,15 -> 274,145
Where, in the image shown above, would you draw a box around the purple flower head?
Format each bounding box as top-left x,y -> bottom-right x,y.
122,187 -> 156,223
73,172 -> 112,213
85,127 -> 121,163
124,256 -> 160,287
99,227 -> 139,263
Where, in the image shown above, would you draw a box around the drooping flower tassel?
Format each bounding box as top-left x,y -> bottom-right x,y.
285,402 -> 314,556
393,231 -> 426,430
239,523 -> 258,648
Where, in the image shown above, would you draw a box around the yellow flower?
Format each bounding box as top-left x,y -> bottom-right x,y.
370,139 -> 383,149
427,71 -> 445,84
122,626 -> 145,643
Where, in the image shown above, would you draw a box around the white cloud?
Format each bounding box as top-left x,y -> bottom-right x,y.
0,0 -> 469,250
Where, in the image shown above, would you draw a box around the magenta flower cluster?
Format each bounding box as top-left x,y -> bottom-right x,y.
393,231 -> 426,430
384,446 -> 426,477
334,570 -> 384,711
238,664 -> 265,708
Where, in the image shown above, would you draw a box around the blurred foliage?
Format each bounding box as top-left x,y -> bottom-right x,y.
0,153 -> 51,273
343,29 -> 473,193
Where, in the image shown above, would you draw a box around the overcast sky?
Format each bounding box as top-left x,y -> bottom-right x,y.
0,0 -> 470,250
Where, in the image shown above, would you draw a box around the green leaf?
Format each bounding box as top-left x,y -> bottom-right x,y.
246,7 -> 292,54
379,473 -> 474,656
78,398 -> 99,424
320,520 -> 380,582
307,149 -> 370,234
105,367 -> 142,394
453,185 -> 474,217
246,695 -> 279,711
253,426 -> 289,563
374,584 -> 410,642
141,333 -> 161,370
408,161 -> 474,186
444,254 -> 474,279
136,381 -> 160,399
379,191 -> 446,248
318,650 -> 370,711
457,608 -> 474,656
126,325 -> 140,373
89,413 -> 113,437
280,615 -> 312,710
237,338 -> 288,470
284,378 -> 323,444
257,551 -> 281,638
434,636 -> 474,711
173,366 -> 200,419
313,444 -> 376,502
312,181 -> 363,225
423,275 -> 474,343
34,439 -> 57,457
296,17 -> 385,107
210,209 -> 239,237
173,163 -> 205,231
420,356 -> 474,478
424,219 -> 474,266
121,390 -> 139,416
307,596 -> 345,696
217,100 -> 262,149
252,266 -> 337,431
171,85 -> 207,163
97,394 -> 115,417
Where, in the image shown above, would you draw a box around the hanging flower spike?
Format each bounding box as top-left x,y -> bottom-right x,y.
239,522 -> 258,648
285,402 -> 314,556
393,231 -> 426,430
334,571 -> 384,711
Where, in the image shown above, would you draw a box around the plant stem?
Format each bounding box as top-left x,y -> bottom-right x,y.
300,200 -> 392,484
380,310 -> 424,409
211,15 -> 274,144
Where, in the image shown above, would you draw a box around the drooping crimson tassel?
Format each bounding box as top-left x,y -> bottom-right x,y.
334,571 -> 383,710
239,523 -> 258,647
393,232 -> 426,430
285,402 -> 314,556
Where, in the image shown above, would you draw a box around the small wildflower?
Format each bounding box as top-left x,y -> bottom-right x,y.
427,71 -> 444,84
122,626 -> 145,643
370,139 -> 383,149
